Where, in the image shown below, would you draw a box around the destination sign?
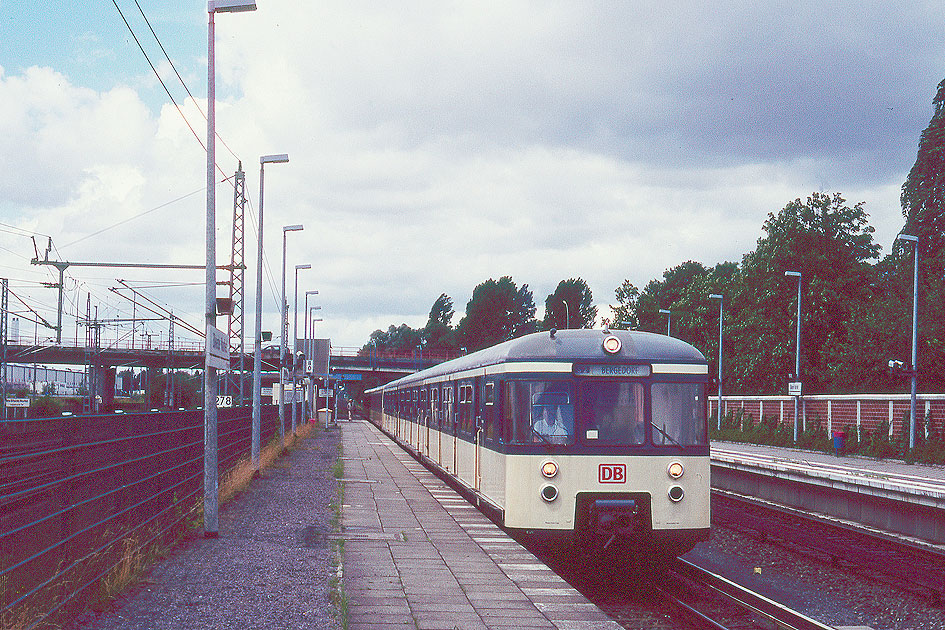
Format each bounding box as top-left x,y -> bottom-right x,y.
573,364 -> 650,378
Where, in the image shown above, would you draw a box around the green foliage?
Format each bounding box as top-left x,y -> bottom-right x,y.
457,276 -> 537,352
30,395 -> 63,418
606,279 -> 640,330
541,278 -> 596,330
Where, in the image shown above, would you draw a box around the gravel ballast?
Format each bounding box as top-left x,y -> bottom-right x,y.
68,425 -> 343,630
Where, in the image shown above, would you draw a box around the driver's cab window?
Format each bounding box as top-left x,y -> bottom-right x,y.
504,380 -> 574,445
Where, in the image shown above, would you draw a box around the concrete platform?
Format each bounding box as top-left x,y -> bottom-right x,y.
339,420 -> 622,630
711,441 -> 945,547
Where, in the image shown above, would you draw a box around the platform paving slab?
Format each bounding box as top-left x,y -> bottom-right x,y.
340,420 -> 623,630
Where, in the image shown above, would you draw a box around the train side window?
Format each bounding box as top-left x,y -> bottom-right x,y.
458,383 -> 474,433
482,381 -> 496,440
443,384 -> 454,432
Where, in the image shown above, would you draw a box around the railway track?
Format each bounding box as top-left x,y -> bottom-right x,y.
527,537 -> 836,630
712,490 -> 945,605
659,558 -> 835,630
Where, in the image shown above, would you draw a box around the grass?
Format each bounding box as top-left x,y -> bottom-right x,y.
328,437 -> 349,630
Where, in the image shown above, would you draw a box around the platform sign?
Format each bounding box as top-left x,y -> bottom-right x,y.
205,324 -> 229,370
788,381 -> 803,396
5,397 -> 29,408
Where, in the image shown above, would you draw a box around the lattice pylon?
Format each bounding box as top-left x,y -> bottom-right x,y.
227,163 -> 247,404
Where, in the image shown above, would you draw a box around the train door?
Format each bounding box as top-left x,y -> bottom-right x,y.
449,383 -> 458,475
441,383 -> 453,473
426,386 -> 434,458
474,377 -> 483,492
419,387 -> 427,455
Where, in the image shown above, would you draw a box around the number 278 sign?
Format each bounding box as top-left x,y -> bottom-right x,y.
599,463 -> 626,484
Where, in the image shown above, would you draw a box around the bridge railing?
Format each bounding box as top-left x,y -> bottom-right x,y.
331,346 -> 458,363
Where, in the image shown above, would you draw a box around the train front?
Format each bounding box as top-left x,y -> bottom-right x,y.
502,331 -> 711,558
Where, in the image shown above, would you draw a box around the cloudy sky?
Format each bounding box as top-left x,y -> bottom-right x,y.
1,1 -> 943,351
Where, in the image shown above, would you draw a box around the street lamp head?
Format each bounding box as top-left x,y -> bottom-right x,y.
897,233 -> 918,243
306,290 -> 319,296
209,0 -> 256,13
283,224 -> 303,232
709,294 -> 723,300
295,264 -> 312,270
659,309 -> 670,315
784,271 -> 801,278
260,153 -> 289,164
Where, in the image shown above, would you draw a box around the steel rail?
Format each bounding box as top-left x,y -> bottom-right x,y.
671,558 -> 835,630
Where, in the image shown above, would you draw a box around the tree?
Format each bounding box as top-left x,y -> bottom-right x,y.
458,277 -> 537,352
606,279 -> 640,329
899,78 -> 945,393
423,293 -> 457,354
635,261 -> 711,334
364,323 -> 423,355
541,278 -> 596,329
901,77 -> 945,266
732,192 -> 880,395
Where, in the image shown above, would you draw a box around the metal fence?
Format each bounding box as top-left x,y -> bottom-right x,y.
0,406 -> 279,629
710,393 -> 945,437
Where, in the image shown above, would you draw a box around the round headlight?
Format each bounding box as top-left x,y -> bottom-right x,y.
540,484 -> 559,502
602,335 -> 622,354
667,461 -> 685,479
541,460 -> 559,478
668,485 -> 685,502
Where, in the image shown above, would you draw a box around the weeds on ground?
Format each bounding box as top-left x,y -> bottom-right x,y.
328,439 -> 349,630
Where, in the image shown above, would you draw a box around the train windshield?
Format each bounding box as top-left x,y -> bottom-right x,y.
504,381 -> 575,445
651,382 -> 707,446
578,381 -> 645,445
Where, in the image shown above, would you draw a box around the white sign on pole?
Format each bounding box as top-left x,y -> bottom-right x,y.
206,324 -> 230,370
5,397 -> 29,408
788,381 -> 803,396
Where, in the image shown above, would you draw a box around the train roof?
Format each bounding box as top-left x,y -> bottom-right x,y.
366,328 -> 706,392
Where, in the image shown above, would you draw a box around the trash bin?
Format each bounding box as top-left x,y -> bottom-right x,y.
832,430 -> 845,455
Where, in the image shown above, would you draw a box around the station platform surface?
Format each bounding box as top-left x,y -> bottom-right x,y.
711,440 -> 945,493
711,440 -> 945,547
340,420 -> 622,630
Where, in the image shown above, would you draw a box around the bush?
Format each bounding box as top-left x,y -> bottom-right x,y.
709,408 -> 945,465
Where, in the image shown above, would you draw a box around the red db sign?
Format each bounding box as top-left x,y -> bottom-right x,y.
599,464 -> 626,484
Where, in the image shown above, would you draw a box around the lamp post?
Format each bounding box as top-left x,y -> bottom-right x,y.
292,264 -> 311,433
303,290 -> 318,421
709,294 -> 724,430
561,299 -> 569,329
784,271 -> 802,443
280,224 -> 303,448
659,309 -> 671,336
204,0 -> 256,539
311,311 -> 323,423
897,233 -> 919,450
252,153 -> 289,472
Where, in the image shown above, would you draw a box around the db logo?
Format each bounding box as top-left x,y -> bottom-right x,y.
599,463 -> 627,484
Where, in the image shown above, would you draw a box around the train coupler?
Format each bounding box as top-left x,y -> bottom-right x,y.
589,499 -> 638,550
